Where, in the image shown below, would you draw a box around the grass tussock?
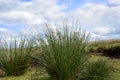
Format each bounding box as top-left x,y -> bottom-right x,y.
36,24 -> 91,80
0,37 -> 34,76
79,59 -> 112,80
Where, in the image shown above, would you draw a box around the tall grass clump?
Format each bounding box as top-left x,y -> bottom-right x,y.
0,36 -> 34,76
80,59 -> 112,80
37,23 -> 89,80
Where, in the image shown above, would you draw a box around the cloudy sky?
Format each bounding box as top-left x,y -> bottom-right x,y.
0,0 -> 120,40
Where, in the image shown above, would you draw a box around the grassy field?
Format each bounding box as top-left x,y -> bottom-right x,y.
0,39 -> 120,80
0,67 -> 48,80
0,55 -> 120,80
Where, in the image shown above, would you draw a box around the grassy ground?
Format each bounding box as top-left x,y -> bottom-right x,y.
0,55 -> 120,80
0,68 -> 48,80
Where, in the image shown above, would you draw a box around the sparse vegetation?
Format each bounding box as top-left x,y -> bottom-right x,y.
88,39 -> 120,52
88,39 -> 120,58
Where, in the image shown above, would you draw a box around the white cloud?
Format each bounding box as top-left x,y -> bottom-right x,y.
0,28 -> 8,32
0,27 -> 16,42
0,0 -> 119,40
71,2 -> 120,39
109,0 -> 120,5
0,0 -> 65,37
94,27 -> 111,34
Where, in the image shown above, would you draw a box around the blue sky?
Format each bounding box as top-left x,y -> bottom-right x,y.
22,0 -> 31,2
57,0 -> 108,11
0,0 -> 120,40
0,23 -> 24,32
